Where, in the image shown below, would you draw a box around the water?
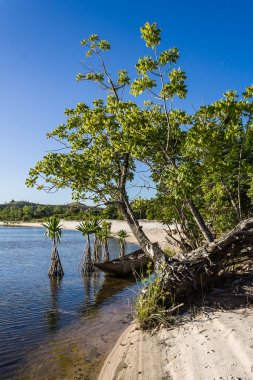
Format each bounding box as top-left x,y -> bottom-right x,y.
0,226 -> 139,379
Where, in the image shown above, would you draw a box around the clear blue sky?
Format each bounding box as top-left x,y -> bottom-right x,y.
1,0 -> 253,205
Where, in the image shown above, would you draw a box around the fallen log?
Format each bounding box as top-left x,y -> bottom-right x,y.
159,218 -> 253,303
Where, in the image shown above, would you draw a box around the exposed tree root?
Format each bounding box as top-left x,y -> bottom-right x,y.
159,218 -> 253,304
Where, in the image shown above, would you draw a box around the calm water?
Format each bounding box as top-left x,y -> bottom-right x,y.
0,226 -> 139,379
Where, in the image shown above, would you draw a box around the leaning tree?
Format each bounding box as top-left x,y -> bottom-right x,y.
27,23 -> 253,310
26,23 -> 189,264
43,216 -> 64,277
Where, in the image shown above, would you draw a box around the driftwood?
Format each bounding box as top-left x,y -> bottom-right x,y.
159,218 -> 253,303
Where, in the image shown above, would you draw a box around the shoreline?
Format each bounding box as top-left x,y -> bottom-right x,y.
0,219 -> 170,249
0,219 -> 174,379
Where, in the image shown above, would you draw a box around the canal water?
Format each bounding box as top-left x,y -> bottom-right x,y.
0,226 -> 140,379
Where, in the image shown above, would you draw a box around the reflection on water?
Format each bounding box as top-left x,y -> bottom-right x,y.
95,275 -> 136,306
44,277 -> 63,332
0,227 -> 139,380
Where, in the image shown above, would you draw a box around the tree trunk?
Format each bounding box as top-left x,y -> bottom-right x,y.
80,235 -> 93,273
220,177 -> 240,221
119,240 -> 125,259
118,194 -> 168,267
94,234 -> 102,262
186,199 -> 214,243
237,144 -> 243,220
103,240 -> 110,262
48,242 -> 64,277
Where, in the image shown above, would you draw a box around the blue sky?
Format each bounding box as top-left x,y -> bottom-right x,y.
0,0 -> 253,205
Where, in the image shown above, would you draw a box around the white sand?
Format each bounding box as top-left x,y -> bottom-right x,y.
0,220 -> 170,249
99,308 -> 253,380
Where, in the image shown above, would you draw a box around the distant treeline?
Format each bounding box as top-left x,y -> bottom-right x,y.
0,200 -> 92,222
0,198 -> 157,222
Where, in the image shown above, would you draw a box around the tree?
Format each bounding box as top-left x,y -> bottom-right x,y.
42,216 -> 64,277
187,90 -> 253,232
131,197 -> 148,219
98,221 -> 112,262
26,23 -> 253,267
101,203 -> 122,219
117,229 -> 129,258
22,205 -> 33,221
77,220 -> 96,273
26,24 -> 171,265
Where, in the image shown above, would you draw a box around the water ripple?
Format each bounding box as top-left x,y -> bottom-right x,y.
0,226 -> 139,379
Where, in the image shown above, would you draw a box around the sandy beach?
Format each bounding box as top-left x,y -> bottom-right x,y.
99,308 -> 253,380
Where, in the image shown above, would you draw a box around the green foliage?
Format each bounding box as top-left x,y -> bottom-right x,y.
101,203 -> 123,219
163,247 -> 176,258
131,75 -> 156,96
117,229 -> 129,257
130,24 -> 186,102
77,220 -> 95,237
160,68 -> 187,99
140,22 -> 161,48
117,229 -> 129,240
182,89 -> 253,233
98,221 -> 112,241
22,205 -> 33,221
42,216 -> 62,244
135,275 -> 173,329
158,48 -> 179,65
135,56 -> 158,74
130,197 -> 149,219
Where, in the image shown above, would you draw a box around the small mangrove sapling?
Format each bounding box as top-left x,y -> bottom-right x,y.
77,220 -> 96,273
117,229 -> 129,258
43,216 -> 64,277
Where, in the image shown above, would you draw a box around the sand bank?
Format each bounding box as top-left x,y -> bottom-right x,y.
99,308 -> 253,380
0,220 -> 169,249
